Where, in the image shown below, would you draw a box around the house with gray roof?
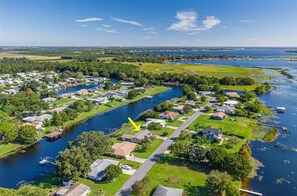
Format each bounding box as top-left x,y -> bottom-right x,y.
122,129 -> 153,144
153,185 -> 183,196
87,159 -> 119,181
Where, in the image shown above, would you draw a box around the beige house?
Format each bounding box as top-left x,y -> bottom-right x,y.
112,141 -> 137,158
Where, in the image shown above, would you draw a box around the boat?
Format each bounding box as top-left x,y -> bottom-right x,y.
146,96 -> 153,99
276,107 -> 285,113
39,158 -> 47,165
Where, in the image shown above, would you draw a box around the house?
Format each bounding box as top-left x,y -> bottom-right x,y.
224,100 -> 238,107
5,89 -> 19,94
212,112 -> 227,120
112,141 -> 137,158
153,185 -> 183,196
42,97 -> 57,102
62,178 -> 73,186
122,129 -> 153,144
55,183 -> 91,196
23,114 -> 52,124
58,93 -> 72,100
226,92 -> 240,98
87,159 -> 119,181
88,97 -> 109,105
209,97 -> 218,103
23,122 -> 42,130
215,105 -> 235,114
185,100 -> 196,106
121,82 -> 134,86
201,128 -> 223,141
173,105 -> 185,113
142,118 -> 166,128
47,107 -> 67,114
160,111 -> 179,121
198,91 -> 214,96
76,89 -> 88,96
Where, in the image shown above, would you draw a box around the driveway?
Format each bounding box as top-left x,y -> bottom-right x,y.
125,155 -> 146,163
122,169 -> 136,175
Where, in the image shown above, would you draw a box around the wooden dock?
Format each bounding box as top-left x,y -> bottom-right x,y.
239,188 -> 262,196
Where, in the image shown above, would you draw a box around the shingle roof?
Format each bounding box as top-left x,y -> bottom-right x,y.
64,183 -> 90,196
153,185 -> 183,196
88,159 -> 119,179
112,142 -> 137,157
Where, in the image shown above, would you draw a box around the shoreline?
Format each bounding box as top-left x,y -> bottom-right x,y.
0,86 -> 170,159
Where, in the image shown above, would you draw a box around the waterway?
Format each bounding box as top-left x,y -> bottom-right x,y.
0,87 -> 183,188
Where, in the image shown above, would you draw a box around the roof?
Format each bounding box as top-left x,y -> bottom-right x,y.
202,128 -> 222,135
46,131 -> 62,138
213,112 -> 227,118
133,129 -> 152,140
226,92 -> 240,98
161,111 -> 179,118
112,142 -> 137,157
88,159 -> 119,179
64,183 -> 90,196
153,185 -> 183,196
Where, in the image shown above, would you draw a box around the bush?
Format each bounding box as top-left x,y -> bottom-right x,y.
147,122 -> 162,131
104,164 -> 122,182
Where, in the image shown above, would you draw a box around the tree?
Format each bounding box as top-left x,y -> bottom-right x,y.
0,188 -> 17,196
224,154 -> 252,179
0,122 -> 18,143
17,185 -> 48,196
69,131 -> 113,159
183,104 -> 192,114
56,146 -> 92,180
128,90 -> 139,99
104,164 -> 122,182
139,109 -> 159,120
18,126 -> 37,144
147,122 -> 162,131
206,170 -> 239,196
131,177 -> 151,196
207,147 -> 228,170
51,112 -> 63,126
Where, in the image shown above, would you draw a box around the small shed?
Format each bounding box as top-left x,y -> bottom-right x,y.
45,131 -> 62,141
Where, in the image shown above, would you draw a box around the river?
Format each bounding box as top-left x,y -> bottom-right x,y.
0,87 -> 183,188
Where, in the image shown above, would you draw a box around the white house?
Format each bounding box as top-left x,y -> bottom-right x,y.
87,159 -> 119,181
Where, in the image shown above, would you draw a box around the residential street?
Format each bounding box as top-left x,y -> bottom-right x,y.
116,107 -> 209,195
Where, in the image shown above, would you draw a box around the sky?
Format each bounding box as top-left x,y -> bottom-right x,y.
0,0 -> 297,47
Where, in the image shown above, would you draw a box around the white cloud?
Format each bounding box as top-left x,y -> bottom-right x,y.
80,24 -> 88,27
202,16 -> 221,30
76,17 -> 103,22
168,11 -> 221,33
111,17 -> 142,26
168,11 -> 197,32
96,28 -> 118,34
102,24 -> 112,28
239,20 -> 255,23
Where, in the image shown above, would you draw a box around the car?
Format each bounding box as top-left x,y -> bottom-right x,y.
122,165 -> 132,170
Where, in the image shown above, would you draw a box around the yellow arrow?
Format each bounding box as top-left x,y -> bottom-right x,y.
128,117 -> 141,131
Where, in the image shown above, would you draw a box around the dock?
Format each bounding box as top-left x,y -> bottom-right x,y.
45,131 -> 62,141
260,123 -> 288,131
39,157 -> 56,166
239,188 -> 262,196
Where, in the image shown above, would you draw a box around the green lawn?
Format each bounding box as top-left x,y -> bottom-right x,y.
51,98 -> 74,106
152,127 -> 175,137
189,114 -> 258,139
0,143 -> 24,158
146,160 -> 208,195
221,84 -> 260,91
133,62 -> 266,80
78,174 -> 130,196
134,138 -> 164,159
166,120 -> 183,127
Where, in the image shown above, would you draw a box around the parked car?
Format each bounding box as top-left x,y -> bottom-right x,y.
122,165 -> 132,170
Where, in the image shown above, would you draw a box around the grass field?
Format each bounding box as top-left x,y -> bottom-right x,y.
0,52 -> 61,60
134,138 -> 164,158
0,143 -> 24,158
146,160 -> 208,195
79,174 -> 130,196
166,120 -> 183,127
189,114 -> 258,139
131,62 -> 266,79
221,84 -> 261,91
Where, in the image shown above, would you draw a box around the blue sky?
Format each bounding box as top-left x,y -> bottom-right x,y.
1,0 -> 297,46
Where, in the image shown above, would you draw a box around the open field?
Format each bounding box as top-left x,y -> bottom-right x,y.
0,143 -> 24,158
0,52 -> 61,60
129,62 -> 267,79
79,174 -> 130,196
189,114 -> 259,139
134,138 -> 164,159
146,159 -> 208,195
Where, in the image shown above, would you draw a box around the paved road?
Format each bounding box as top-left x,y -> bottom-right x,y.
116,108 -> 207,195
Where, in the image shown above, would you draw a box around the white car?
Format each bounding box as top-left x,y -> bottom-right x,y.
122,165 -> 132,170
